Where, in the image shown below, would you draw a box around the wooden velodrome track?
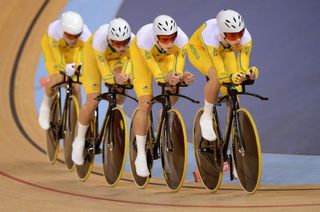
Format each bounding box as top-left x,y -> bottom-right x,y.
1,0 -> 319,211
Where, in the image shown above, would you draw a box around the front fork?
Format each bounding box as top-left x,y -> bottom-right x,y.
225,107 -> 246,181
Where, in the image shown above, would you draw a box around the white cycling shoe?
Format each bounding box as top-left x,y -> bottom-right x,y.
72,137 -> 85,165
199,113 -> 217,141
38,104 -> 50,130
135,153 -> 150,177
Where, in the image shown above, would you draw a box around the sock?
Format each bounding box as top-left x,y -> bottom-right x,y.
76,121 -> 89,140
203,99 -> 213,119
136,135 -> 147,155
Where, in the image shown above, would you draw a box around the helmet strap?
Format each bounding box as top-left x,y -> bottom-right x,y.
154,37 -> 166,53
107,39 -> 117,53
220,35 -> 231,49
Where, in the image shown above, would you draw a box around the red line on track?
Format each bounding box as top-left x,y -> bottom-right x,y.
1,170 -> 320,208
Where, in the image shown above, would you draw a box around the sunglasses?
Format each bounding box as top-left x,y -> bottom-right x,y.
110,37 -> 131,48
157,32 -> 177,44
224,29 -> 245,41
64,32 -> 82,40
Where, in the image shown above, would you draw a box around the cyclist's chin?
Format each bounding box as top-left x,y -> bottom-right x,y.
65,39 -> 77,47
162,47 -> 172,52
228,41 -> 241,48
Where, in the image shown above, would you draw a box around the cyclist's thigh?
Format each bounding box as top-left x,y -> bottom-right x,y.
137,95 -> 152,112
82,45 -> 101,95
130,41 -> 152,98
85,92 -> 100,111
188,44 -> 212,76
48,73 -> 64,88
72,83 -> 81,93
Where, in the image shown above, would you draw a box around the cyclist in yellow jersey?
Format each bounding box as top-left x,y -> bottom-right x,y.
188,9 -> 259,141
39,11 -> 91,130
72,18 -> 134,165
131,15 -> 194,177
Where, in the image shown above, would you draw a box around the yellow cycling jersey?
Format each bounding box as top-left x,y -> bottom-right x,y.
133,24 -> 188,83
87,24 -> 134,84
189,19 -> 252,83
41,20 -> 91,75
82,24 -> 134,94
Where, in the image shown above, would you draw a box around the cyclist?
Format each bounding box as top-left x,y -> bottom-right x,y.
39,11 -> 91,130
131,15 -> 194,177
72,18 -> 134,165
188,9 -> 259,141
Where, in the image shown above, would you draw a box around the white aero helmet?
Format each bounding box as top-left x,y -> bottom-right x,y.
108,18 -> 131,41
216,9 -> 245,33
153,15 -> 177,36
61,11 -> 84,35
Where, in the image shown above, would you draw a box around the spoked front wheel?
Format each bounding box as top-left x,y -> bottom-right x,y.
232,108 -> 262,194
160,109 -> 187,192
192,108 -> 223,192
63,95 -> 79,171
75,119 -> 96,181
102,107 -> 128,186
46,93 -> 61,164
129,108 -> 153,188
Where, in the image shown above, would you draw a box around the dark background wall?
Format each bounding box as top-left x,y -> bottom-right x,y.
118,0 -> 320,154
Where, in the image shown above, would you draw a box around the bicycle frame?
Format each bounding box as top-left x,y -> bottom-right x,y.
51,72 -> 81,140
211,80 -> 268,179
94,83 -> 137,153
150,83 -> 199,158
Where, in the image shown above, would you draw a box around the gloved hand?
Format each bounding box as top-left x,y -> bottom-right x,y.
115,73 -> 130,85
246,66 -> 259,80
165,72 -> 180,86
182,71 -> 195,85
230,71 -> 246,85
66,63 -> 76,77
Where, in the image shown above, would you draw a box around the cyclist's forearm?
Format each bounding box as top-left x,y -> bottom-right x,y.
237,41 -> 252,72
141,49 -> 166,83
174,45 -> 188,74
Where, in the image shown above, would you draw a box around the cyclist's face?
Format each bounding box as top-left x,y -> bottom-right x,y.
224,29 -> 244,46
157,32 -> 177,52
63,32 -> 82,47
109,37 -> 130,53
